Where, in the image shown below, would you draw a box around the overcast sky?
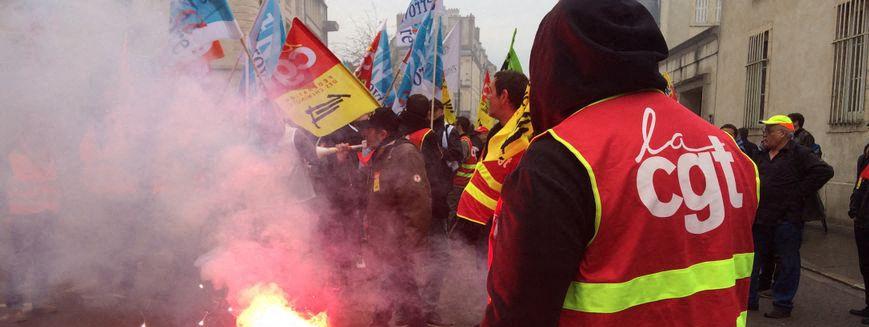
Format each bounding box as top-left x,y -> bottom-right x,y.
326,0 -> 558,71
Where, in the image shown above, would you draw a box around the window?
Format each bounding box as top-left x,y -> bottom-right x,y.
693,0 -> 721,26
743,30 -> 770,128
831,0 -> 868,125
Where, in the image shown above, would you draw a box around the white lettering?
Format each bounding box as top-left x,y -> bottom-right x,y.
634,108 -> 743,234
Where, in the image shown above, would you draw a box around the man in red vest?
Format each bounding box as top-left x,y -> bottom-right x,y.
483,1 -> 759,326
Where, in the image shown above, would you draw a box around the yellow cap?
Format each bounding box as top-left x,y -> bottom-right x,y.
759,115 -> 795,131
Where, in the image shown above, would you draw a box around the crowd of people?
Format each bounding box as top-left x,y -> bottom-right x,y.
7,0 -> 869,326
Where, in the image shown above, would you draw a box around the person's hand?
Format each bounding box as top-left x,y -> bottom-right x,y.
335,143 -> 351,162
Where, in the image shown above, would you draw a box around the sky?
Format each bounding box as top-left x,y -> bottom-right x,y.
326,0 -> 558,71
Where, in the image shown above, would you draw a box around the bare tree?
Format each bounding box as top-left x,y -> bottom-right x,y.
333,1 -> 382,72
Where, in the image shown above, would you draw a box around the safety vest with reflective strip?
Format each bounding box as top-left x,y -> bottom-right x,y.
545,91 -> 759,326
407,128 -> 432,151
5,149 -> 60,215
453,135 -> 477,186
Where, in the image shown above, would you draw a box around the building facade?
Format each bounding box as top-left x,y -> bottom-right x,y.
659,0 -> 869,224
392,9 -> 497,124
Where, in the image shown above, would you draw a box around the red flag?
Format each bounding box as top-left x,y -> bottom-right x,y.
354,23 -> 385,89
267,18 -> 379,137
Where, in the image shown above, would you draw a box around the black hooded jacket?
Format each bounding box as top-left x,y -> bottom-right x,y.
483,1 -> 669,326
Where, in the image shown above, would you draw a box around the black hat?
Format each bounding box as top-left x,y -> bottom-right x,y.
530,0 -> 668,132
400,94 -> 431,132
366,107 -> 400,134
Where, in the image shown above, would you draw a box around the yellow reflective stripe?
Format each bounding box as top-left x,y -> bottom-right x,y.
457,214 -> 487,225
476,162 -> 503,192
461,163 -> 476,169
464,181 -> 498,210
736,311 -> 747,327
548,130 -> 602,244
456,172 -> 474,178
562,253 -> 754,314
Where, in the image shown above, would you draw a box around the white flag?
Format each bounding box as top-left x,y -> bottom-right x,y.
443,25 -> 460,103
396,0 -> 445,47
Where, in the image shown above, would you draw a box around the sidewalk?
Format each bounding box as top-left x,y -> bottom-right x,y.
801,220 -> 864,290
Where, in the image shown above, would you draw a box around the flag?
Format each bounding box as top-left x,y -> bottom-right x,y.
663,71 -> 679,101
457,85 -> 533,225
397,0 -> 445,47
169,0 -> 242,64
241,0 -> 287,98
267,18 -> 380,137
354,21 -> 384,89
443,25 -> 460,103
500,28 -> 523,73
355,21 -> 394,106
443,84 -> 456,124
391,13 -> 443,113
476,71 -> 495,129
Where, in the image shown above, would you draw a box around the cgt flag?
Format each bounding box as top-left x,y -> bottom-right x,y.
476,71 -> 495,129
169,0 -> 242,64
267,18 -> 379,137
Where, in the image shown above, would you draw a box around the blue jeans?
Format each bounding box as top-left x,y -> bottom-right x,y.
749,222 -> 803,311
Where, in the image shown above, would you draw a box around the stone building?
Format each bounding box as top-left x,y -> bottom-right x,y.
658,0 -> 869,224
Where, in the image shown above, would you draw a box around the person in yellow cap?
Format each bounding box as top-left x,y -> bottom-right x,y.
749,114 -> 834,319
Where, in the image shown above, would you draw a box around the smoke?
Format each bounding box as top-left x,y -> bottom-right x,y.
0,0 -> 488,325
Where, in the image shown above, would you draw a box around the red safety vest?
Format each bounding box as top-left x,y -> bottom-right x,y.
453,135 -> 477,186
512,91 -> 758,326
407,128 -> 432,150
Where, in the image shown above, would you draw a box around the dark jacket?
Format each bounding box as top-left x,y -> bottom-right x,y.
483,0 -> 669,326
736,137 -> 760,160
794,128 -> 822,157
755,140 -> 834,225
850,145 -> 869,226
366,138 -> 432,254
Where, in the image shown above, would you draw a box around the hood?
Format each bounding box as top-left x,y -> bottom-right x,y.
530,0 -> 669,132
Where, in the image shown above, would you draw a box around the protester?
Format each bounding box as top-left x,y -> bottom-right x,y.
447,116 -> 478,224
357,107 -> 431,327
785,113 -> 829,228
398,95 -> 454,326
749,115 -> 834,318
432,100 -> 467,176
850,142 -> 869,324
452,69 -> 529,246
1,129 -> 60,323
483,1 -> 759,325
788,113 -> 820,156
737,127 -> 761,160
721,123 -> 738,139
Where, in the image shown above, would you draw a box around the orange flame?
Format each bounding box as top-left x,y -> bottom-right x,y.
236,283 -> 327,327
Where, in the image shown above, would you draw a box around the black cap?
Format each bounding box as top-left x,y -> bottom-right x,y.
366,107 -> 400,134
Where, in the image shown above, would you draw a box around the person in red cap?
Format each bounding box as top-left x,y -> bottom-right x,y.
749,114 -> 833,318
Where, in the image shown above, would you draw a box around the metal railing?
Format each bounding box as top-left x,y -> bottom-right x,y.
744,30 -> 770,128
831,0 -> 868,125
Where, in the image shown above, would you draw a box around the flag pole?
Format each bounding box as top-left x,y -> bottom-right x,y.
429,17 -> 440,131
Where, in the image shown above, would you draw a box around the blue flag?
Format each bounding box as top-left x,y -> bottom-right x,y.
371,24 -> 395,107
391,13 -> 443,113
240,0 -> 286,98
169,0 -> 242,63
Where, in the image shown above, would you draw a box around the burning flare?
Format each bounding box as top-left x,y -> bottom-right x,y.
236,283 -> 327,327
